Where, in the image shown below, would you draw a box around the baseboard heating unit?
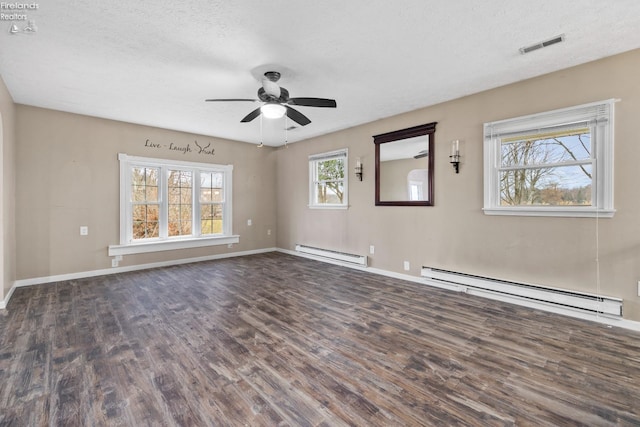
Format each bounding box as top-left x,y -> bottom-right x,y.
295,245 -> 368,267
421,267 -> 622,317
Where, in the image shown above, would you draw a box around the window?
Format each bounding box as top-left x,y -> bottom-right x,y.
110,154 -> 237,256
483,99 -> 615,217
309,149 -> 348,208
407,169 -> 428,201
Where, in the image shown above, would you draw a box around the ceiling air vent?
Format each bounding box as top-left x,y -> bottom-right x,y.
519,34 -> 565,55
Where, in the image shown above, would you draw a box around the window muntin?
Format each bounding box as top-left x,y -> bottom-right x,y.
484,100 -> 615,217
131,167 -> 160,239
499,128 -> 593,207
167,170 -> 193,237
309,149 -> 348,208
199,171 -> 224,235
119,154 -> 233,244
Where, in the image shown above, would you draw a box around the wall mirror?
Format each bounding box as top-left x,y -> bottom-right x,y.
374,122 -> 436,206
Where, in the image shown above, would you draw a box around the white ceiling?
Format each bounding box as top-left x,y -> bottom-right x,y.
2,1 -> 640,146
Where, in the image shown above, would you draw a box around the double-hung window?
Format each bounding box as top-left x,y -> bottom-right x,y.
110,154 -> 237,256
309,149 -> 348,209
483,99 -> 615,217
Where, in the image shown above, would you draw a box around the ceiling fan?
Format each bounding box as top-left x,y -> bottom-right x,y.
205,71 -> 337,126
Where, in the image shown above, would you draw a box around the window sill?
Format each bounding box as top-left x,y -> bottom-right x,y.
108,235 -> 240,256
308,205 -> 349,210
483,207 -> 615,218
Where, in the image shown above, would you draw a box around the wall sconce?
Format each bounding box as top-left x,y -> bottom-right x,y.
449,140 -> 460,173
355,157 -> 363,181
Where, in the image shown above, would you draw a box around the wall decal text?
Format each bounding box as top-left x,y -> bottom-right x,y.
144,139 -> 215,156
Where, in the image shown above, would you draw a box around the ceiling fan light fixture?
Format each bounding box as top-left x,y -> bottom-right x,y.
261,103 -> 286,119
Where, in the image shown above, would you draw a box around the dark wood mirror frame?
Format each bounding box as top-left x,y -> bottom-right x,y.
374,122 -> 437,206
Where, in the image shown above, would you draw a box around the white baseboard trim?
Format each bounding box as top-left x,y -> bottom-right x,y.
0,283 -> 16,309
278,248 -> 640,333
2,247 -> 277,308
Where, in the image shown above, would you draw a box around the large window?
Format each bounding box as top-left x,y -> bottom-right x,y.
483,100 -> 615,217
309,149 -> 348,208
110,154 -> 237,256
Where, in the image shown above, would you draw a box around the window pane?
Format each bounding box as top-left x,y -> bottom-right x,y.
314,182 -> 345,204
316,158 -> 345,181
501,129 -> 591,168
132,204 -> 159,239
200,172 -> 224,203
200,204 -> 223,235
132,185 -> 146,202
145,168 -> 159,185
168,170 -> 192,237
146,185 -> 158,202
132,205 -> 146,222
131,167 -> 159,202
145,221 -> 159,238
168,187 -> 180,204
132,221 -> 145,239
500,164 -> 592,206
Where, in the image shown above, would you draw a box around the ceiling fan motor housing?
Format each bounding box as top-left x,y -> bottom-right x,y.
258,87 -> 290,103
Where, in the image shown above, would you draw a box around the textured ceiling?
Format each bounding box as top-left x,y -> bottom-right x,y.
2,1 -> 640,146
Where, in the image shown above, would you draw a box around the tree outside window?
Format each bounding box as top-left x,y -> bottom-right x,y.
483,99 -> 614,217
309,149 -> 348,208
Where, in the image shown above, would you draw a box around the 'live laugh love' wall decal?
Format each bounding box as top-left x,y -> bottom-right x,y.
144,139 -> 215,156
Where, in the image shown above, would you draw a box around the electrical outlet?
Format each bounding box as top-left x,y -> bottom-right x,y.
637,281 -> 640,297
403,261 -> 410,271
247,219 -> 252,226
267,229 -> 271,235
369,245 -> 375,255
111,259 -> 118,268
80,226 -> 88,236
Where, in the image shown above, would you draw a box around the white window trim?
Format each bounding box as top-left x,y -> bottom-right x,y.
108,153 -> 238,256
308,148 -> 349,209
483,99 -> 616,218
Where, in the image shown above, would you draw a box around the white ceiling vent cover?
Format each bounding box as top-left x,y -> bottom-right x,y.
519,34 -> 565,54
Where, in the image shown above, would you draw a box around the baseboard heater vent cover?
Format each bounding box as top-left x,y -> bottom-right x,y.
421,267 -> 622,317
295,245 -> 368,267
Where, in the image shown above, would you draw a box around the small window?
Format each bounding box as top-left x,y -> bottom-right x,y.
483,100 -> 615,217
309,149 -> 348,209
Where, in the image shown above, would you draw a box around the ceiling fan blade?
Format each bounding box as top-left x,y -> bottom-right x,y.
240,107 -> 262,123
285,106 -> 311,126
205,99 -> 258,102
288,97 -> 337,108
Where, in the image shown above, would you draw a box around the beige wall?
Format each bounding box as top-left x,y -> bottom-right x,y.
276,49 -> 640,321
0,75 -> 17,301
15,106 -> 277,279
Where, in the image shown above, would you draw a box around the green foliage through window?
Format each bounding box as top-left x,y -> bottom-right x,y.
309,150 -> 348,207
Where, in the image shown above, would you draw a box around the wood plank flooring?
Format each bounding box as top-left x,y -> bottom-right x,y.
1,252 -> 640,426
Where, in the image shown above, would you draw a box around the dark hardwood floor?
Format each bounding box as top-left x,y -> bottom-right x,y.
1,252 -> 639,426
